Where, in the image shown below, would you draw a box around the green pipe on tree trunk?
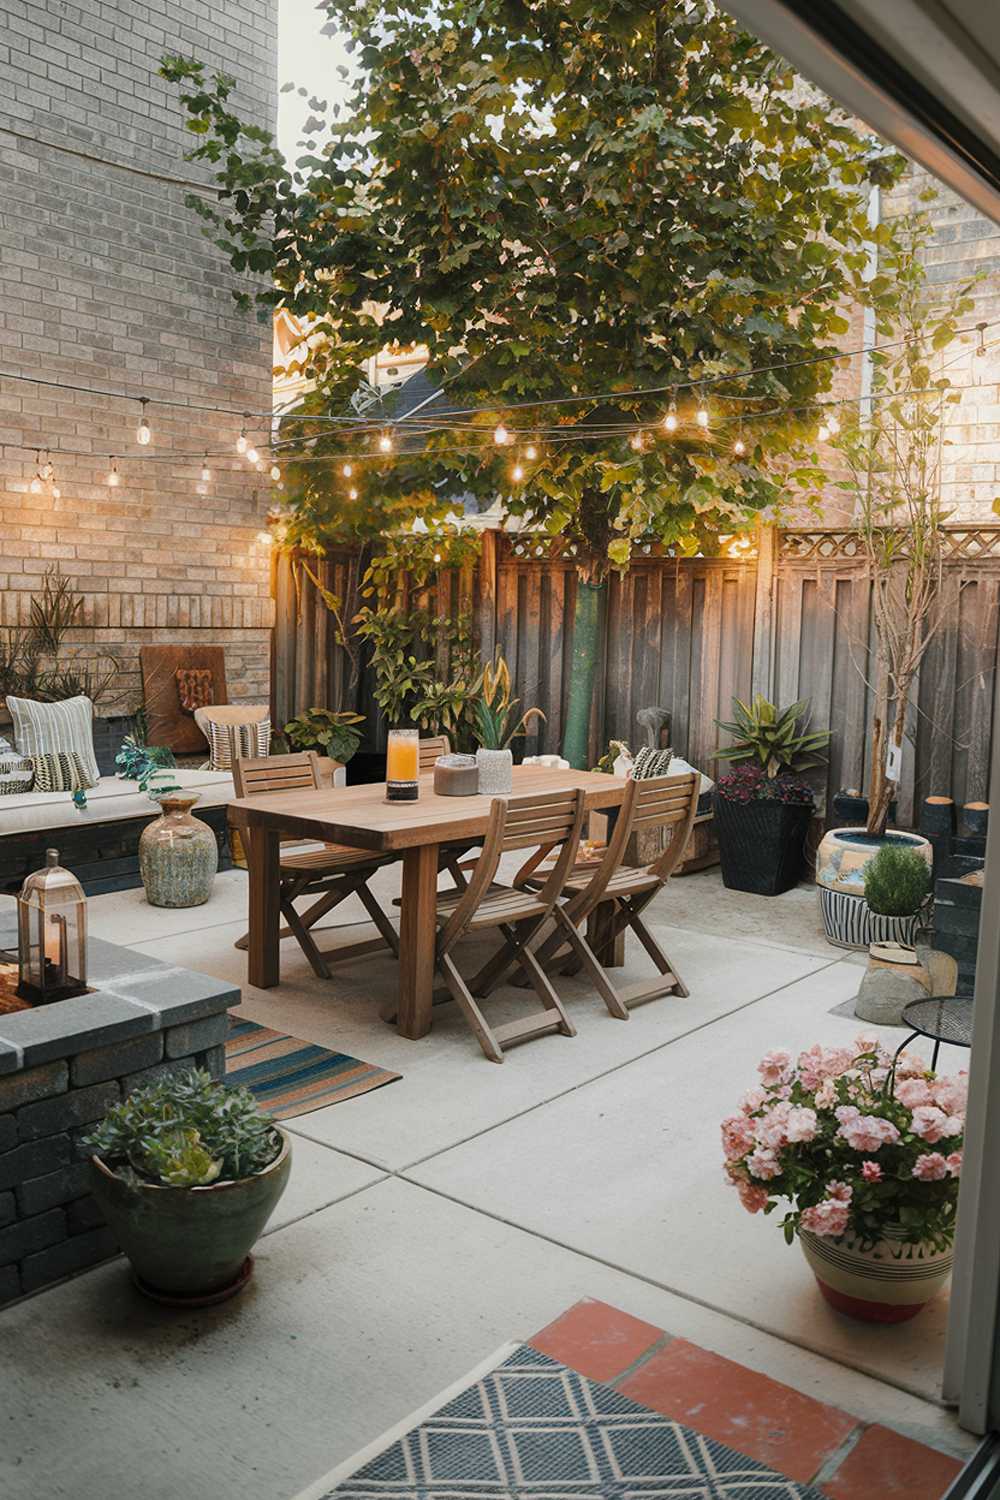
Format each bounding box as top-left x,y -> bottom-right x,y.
561,579 -> 606,769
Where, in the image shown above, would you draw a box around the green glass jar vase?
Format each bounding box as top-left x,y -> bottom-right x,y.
139,792 -> 218,908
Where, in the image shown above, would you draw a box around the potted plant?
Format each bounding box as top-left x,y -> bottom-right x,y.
283,708 -> 365,765
712,696 -> 830,896
822,841 -> 932,951
471,653 -> 545,794
85,1068 -> 291,1305
723,1037 -> 964,1322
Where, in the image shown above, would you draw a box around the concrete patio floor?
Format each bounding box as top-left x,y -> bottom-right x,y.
0,864 -> 977,1499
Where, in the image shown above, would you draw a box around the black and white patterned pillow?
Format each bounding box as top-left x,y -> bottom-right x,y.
6,694 -> 100,787
31,751 -> 93,793
0,756 -> 34,796
631,745 -> 675,780
206,717 -> 270,772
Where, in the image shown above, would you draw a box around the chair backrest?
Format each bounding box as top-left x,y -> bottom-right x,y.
439,787 -> 586,949
233,750 -> 320,799
418,735 -> 451,773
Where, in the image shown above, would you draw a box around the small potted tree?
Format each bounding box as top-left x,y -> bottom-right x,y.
822,841 -> 932,950
712,696 -> 830,896
86,1069 -> 291,1305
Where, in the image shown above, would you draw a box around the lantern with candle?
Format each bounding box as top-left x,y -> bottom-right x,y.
16,849 -> 89,1004
385,728 -> 419,803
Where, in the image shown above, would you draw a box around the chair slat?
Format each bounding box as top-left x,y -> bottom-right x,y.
418,735 -> 451,773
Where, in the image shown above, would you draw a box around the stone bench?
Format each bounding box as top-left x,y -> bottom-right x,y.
0,918 -> 238,1306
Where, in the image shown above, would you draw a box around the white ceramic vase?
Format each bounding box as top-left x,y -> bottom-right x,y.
476,747 -> 513,795
799,1225 -> 953,1323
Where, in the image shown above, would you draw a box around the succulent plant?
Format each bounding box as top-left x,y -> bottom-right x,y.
715,695 -> 831,778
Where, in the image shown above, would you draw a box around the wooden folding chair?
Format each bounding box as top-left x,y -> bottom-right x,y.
419,733 -> 477,888
432,787 -> 586,1063
486,771 -> 700,1016
233,752 -> 399,980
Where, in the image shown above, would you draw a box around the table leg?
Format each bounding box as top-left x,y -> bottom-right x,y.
397,843 -> 439,1039
587,901 -> 626,969
246,826 -> 281,989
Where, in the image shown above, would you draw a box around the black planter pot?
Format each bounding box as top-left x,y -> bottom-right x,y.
713,794 -> 812,896
831,789 -> 898,826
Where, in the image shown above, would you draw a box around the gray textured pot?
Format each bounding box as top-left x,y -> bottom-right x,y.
89,1130 -> 291,1298
476,747 -> 513,794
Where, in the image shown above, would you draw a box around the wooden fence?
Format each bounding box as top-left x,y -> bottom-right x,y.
271,525 -> 1000,821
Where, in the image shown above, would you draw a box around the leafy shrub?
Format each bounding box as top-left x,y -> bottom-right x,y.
85,1069 -> 281,1188
715,695 -> 830,778
284,707 -> 365,763
864,843 -> 931,917
715,765 -> 815,806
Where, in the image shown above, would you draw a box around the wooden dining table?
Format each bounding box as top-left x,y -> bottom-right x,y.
227,765 -> 627,1040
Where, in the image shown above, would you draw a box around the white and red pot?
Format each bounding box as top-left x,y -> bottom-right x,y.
799,1225 -> 953,1323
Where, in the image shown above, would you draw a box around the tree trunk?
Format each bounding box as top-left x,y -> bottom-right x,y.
867,685 -> 909,836
561,579 -> 606,768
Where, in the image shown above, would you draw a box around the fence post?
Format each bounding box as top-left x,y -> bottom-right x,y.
479,528 -> 498,662
751,522 -> 778,701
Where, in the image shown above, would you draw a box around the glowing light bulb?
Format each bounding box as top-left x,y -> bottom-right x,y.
255,530 -> 272,547
341,461 -> 353,477
433,551 -> 442,564
107,458 -> 119,487
348,486 -> 358,501
201,457 -> 211,483
136,399 -> 151,445
663,405 -> 678,433
51,485 -> 61,499
493,423 -> 509,446
29,473 -> 42,495
378,432 -> 393,453
254,459 -> 265,472
270,464 -> 281,481
733,437 -> 746,456
629,433 -> 644,452
818,424 -> 830,443
696,406 -> 709,428
511,463 -> 524,482
524,444 -> 537,461
246,446 -> 259,464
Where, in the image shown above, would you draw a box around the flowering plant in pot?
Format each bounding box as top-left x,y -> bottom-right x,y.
713,696 -> 829,896
85,1068 -> 291,1305
722,1037 -> 964,1322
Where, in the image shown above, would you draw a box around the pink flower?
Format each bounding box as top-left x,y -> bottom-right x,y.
721,1114 -> 756,1162
785,1107 -> 818,1143
739,1087 -> 768,1115
800,1199 -> 851,1237
946,1152 -> 963,1178
736,1178 -> 770,1214
933,1075 -> 968,1116
912,1152 -> 949,1182
910,1106 -> 963,1144
896,1078 -> 934,1109
835,1105 -> 860,1125
838,1114 -> 901,1153
853,1033 -> 879,1056
754,1102 -> 791,1150
826,1180 -> 853,1203
814,1079 -> 838,1109
757,1049 -> 792,1088
746,1147 -> 781,1181
895,1050 -> 926,1078
861,1160 -> 883,1183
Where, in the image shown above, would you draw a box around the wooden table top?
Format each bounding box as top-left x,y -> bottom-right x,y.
228,765 -> 627,852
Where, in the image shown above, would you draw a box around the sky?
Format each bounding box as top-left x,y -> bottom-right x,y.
277,0 -> 355,160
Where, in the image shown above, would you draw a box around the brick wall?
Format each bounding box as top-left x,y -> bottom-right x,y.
0,0 -> 278,714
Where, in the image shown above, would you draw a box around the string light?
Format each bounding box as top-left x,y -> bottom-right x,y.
663,403 -> 678,433
254,458 -> 265,472
695,405 -> 709,428
236,418 -> 248,455
341,461 -> 353,477
348,486 -> 358,501
433,550 -> 443,563
524,443 -> 538,461
629,432 -> 644,452
378,431 -> 393,453
136,398 -> 151,446
818,423 -> 830,442
733,436 -> 746,457
493,422 -> 510,446
511,462 -> 525,482
42,452 -> 53,479
246,445 -> 260,464
270,463 -> 281,481
106,457 -> 119,488
201,455 -> 211,483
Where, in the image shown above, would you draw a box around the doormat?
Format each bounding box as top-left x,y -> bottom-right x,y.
291,1342 -> 823,1499
226,1017 -> 400,1119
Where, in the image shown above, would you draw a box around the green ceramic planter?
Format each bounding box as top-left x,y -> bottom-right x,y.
89,1131 -> 292,1299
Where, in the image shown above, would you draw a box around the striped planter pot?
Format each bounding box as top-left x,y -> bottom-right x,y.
800,1227 -> 953,1323
818,885 -> 922,952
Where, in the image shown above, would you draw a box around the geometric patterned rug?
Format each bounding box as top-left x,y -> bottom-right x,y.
225,1017 -> 400,1119
294,1344 -> 824,1498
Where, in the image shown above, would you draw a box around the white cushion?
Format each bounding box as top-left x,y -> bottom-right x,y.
0,768 -> 235,836
6,694 -> 100,787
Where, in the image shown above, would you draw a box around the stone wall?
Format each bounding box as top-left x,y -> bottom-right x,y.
0,0 -> 278,714
0,927 -> 236,1304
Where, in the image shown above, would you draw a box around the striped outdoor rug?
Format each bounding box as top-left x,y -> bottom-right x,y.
225,1018 -> 401,1119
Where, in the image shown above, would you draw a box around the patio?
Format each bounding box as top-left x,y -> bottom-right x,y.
0,864 -> 975,1498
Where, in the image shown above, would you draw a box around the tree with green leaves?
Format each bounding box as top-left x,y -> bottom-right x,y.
162,0 -> 900,763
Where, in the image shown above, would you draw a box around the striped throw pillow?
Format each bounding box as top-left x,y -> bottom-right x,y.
31,751 -> 92,793
631,746 -> 675,780
0,757 -> 34,796
206,718 -> 270,772
6,694 -> 100,788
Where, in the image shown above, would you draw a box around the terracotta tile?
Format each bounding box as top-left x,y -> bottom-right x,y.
823,1424 -> 963,1500
528,1297 -> 665,1383
618,1336 -> 858,1484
